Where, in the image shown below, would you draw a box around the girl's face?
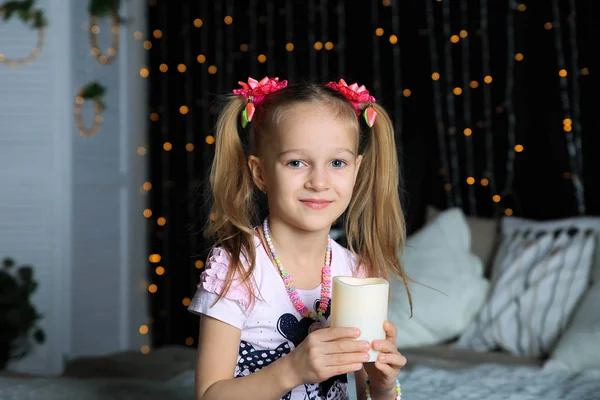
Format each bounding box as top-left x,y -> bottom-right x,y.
248,102 -> 362,233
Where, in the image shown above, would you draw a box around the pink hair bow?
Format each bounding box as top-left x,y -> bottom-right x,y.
233,76 -> 288,128
325,79 -> 378,127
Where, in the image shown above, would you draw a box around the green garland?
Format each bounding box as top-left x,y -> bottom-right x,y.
88,0 -> 127,23
0,0 -> 47,29
80,82 -> 107,111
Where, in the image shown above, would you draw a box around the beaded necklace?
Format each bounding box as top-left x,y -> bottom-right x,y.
262,217 -> 331,323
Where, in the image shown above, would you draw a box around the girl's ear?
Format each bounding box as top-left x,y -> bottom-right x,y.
247,155 -> 268,192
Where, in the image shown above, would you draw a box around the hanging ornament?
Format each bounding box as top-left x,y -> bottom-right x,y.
0,1 -> 47,67
74,82 -> 107,137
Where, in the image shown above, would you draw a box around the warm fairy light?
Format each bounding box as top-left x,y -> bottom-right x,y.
492,195 -> 501,203
286,43 -> 294,51
134,31 -> 142,40
558,69 -> 567,77
515,53 -> 524,61
143,41 -> 152,50
464,128 -> 472,136
143,182 -> 152,191
389,35 -> 398,44
325,42 -> 334,50
179,105 -> 189,114
148,284 -> 158,293
257,54 -> 267,63
450,35 -> 459,43
210,213 -> 217,221
197,54 -> 206,63
581,67 -> 589,75
149,254 -> 161,263
186,143 -> 195,152
453,87 -> 463,95
402,89 -> 411,97
185,337 -> 194,346
140,68 -> 149,78
141,345 -> 150,354
375,28 -> 384,36
177,64 -> 186,72
195,260 -> 204,269
481,178 -> 489,186
505,208 -> 514,216
470,80 -> 479,88
484,75 -> 493,84
157,217 -> 166,226
314,41 -> 323,50
224,16 -> 233,25
206,136 -> 215,144
150,112 -> 159,121
466,177 -> 475,185
382,0 -> 391,5
163,142 -> 173,151
544,22 -> 552,30
431,72 -> 440,80
159,63 -> 168,72
139,325 -> 149,334
208,65 -> 217,74
155,266 -> 165,275
444,183 -> 452,191
143,209 -> 152,218
459,30 -> 468,38
514,144 -> 524,152
91,25 -> 100,34
518,3 -> 526,11
182,297 -> 191,307
564,125 -> 572,132
563,118 -> 572,125
240,44 -> 248,52
194,18 -> 203,28
153,29 -> 162,39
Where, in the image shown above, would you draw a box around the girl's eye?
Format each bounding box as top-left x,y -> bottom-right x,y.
287,160 -> 305,168
330,159 -> 347,168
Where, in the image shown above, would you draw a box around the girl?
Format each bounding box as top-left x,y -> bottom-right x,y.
189,76 -> 412,400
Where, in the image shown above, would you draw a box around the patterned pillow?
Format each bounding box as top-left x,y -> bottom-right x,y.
456,217 -> 598,358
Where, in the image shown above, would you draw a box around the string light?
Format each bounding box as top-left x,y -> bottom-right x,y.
450,35 -> 459,43
389,35 -> 398,44
0,9 -> 45,67
314,41 -> 323,50
463,128 -> 472,136
140,67 -> 150,78
182,298 -> 191,306
143,209 -> 152,218
195,260 -> 204,269
143,182 -> 152,191
149,254 -> 161,263
186,143 -> 195,152
205,136 -> 215,144
453,87 -> 463,95
518,3 -> 526,11
143,41 -> 152,50
375,28 -> 384,36
197,54 -> 206,63
133,31 -> 143,40
481,178 -> 489,186
240,44 -> 248,52
515,53 -> 524,61
155,266 -> 165,275
325,41 -> 334,50
504,208 -> 514,216
139,325 -> 149,334
153,29 -> 162,38
208,65 -> 217,74
163,142 -> 173,151
73,93 -> 103,137
544,22 -> 552,30
459,30 -> 468,38
194,18 -> 203,28
286,43 -> 295,51
484,75 -> 493,83
88,15 -> 120,65
257,54 -> 267,63
157,217 -> 166,226
514,144 -> 524,152
492,194 -> 501,203
382,0 -> 391,5
179,105 -> 189,114
558,69 -> 567,77
148,284 -> 158,293
141,345 -> 150,354
470,80 -> 479,88
185,337 -> 194,346
224,16 -> 233,25
402,89 -> 411,97
466,177 -> 475,185
581,67 -> 589,75
431,72 -> 440,80
177,63 -> 186,72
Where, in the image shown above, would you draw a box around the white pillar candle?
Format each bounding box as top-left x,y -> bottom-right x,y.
330,276 -> 390,362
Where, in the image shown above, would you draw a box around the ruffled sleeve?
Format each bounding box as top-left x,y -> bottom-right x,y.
188,247 -> 253,330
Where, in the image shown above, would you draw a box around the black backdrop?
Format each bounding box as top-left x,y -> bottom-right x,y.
145,0 -> 597,349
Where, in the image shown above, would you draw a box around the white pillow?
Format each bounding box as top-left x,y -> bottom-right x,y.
389,208 -> 489,348
456,216 -> 598,358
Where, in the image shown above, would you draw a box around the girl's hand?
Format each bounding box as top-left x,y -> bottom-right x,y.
285,327 -> 371,386
363,321 -> 407,398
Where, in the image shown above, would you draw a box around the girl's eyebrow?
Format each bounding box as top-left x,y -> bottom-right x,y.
278,148 -> 355,157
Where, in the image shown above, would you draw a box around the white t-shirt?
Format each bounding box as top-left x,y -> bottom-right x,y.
188,235 -> 364,400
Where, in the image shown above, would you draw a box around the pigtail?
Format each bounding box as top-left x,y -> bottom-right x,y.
346,103 -> 413,315
205,95 -> 259,307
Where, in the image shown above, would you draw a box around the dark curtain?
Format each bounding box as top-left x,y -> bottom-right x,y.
145,0 -> 598,348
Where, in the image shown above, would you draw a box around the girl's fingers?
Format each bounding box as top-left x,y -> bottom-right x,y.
372,339 -> 398,354
373,360 -> 397,378
377,352 -> 407,369
384,320 -> 397,342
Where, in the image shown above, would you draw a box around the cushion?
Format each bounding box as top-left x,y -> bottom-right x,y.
389,208 -> 489,348
456,216 -> 599,358
426,206 -> 500,273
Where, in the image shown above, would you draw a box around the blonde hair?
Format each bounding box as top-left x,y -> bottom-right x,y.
205,82 -> 412,314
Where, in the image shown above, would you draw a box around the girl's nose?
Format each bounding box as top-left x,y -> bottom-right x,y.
305,167 -> 329,191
